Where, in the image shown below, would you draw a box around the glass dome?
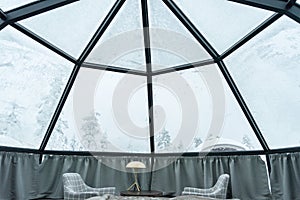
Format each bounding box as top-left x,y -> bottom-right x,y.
0,0 -> 300,154
2,1 -> 300,200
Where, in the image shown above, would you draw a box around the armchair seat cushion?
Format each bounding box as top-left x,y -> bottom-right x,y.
63,173 -> 116,200
182,174 -> 230,199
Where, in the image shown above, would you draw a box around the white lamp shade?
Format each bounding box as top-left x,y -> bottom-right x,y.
126,161 -> 146,169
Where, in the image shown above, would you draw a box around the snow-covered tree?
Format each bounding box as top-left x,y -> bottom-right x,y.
155,128 -> 171,150
175,141 -> 184,152
242,135 -> 254,150
69,137 -> 84,151
127,143 -> 134,152
35,77 -> 64,136
50,115 -> 70,149
193,136 -> 202,148
80,112 -> 108,151
0,102 -> 23,136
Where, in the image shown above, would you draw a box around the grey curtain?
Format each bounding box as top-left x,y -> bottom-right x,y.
0,152 -> 271,200
0,152 -> 39,200
151,155 -> 271,200
269,152 -> 300,200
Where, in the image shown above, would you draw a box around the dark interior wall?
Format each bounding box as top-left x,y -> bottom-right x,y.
0,151 -> 287,200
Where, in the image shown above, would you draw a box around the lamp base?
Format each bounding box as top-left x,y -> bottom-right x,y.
127,172 -> 141,191
127,181 -> 141,191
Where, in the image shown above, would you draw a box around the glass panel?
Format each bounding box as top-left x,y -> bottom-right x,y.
86,0 -> 145,71
20,0 -> 115,58
148,0 -> 211,70
174,0 -> 273,54
0,0 -> 36,11
225,16 -> 300,149
153,64 -> 262,153
0,27 -> 73,148
297,0 -> 300,5
47,68 -> 150,152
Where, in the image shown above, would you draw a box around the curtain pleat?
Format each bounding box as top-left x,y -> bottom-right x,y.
269,152 -> 300,200
0,152 -> 39,200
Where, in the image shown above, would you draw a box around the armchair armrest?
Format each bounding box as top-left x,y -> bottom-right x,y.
183,186 -> 215,194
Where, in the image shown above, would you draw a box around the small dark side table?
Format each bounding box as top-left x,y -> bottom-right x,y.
120,190 -> 176,197
120,190 -> 163,197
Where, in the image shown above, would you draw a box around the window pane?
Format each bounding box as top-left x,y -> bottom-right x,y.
225,16 -> 300,149
86,0 -> 145,71
20,0 -> 115,58
0,27 -> 73,148
174,0 -> 273,54
153,65 -> 262,153
0,0 -> 36,11
47,68 -> 150,152
148,0 -> 211,70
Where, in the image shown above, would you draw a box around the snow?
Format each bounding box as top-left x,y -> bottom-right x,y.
1,10 -> 300,152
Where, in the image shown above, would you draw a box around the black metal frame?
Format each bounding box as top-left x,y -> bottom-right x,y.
162,0 -> 272,152
2,145 -> 300,157
0,8 -> 6,19
163,0 -> 219,60
82,62 -> 147,76
38,0 -> 126,154
141,0 -> 155,153
152,59 -> 215,76
220,13 -> 283,59
229,0 -> 289,13
230,0 -> 300,23
0,0 -> 300,159
217,62 -> 270,150
286,4 -> 300,22
12,23 -> 77,63
5,0 -> 78,23
0,19 -> 5,30
0,9 -> 8,30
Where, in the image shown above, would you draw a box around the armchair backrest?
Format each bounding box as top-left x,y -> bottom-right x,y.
182,173 -> 230,199
213,174 -> 230,191
62,173 -> 87,192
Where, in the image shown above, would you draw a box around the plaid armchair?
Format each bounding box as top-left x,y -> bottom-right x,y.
62,173 -> 116,200
182,174 -> 230,199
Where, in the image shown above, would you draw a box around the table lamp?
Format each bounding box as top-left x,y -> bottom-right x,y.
126,161 -> 146,191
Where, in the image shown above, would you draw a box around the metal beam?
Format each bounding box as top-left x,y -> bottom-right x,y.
285,0 -> 296,9
163,0 -> 219,60
229,0 -> 289,13
0,9 -> 8,30
0,19 -> 6,31
3,145 -> 300,157
152,59 -> 215,76
217,61 -> 270,152
82,62 -> 147,76
39,0 -> 126,153
5,0 -> 78,23
230,0 -> 300,24
0,8 -> 7,20
286,5 -> 300,23
141,0 -> 155,153
12,23 -> 77,64
221,13 -> 282,59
